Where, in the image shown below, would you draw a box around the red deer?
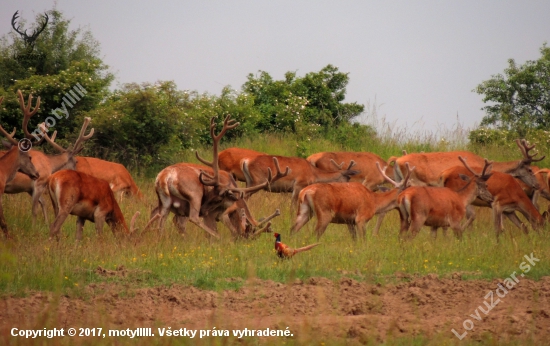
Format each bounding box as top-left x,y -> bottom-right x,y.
389,140 -> 543,189
218,147 -> 266,182
290,162 -> 414,240
440,165 -> 545,237
48,170 -> 139,240
307,151 -> 395,190
397,157 -> 493,239
515,167 -> 550,212
1,91 -> 93,224
0,96 -> 40,237
146,116 -> 288,238
75,157 -> 143,201
243,154 -> 358,202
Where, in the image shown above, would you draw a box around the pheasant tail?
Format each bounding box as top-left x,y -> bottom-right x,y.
293,243 -> 320,254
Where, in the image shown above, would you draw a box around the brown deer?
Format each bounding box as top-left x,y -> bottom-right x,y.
218,147 -> 266,182
48,170 -> 139,241
243,154 -> 358,202
1,91 -> 93,224
0,96 -> 40,237
440,165 -> 545,237
75,157 -> 143,201
396,157 -> 493,239
290,162 -> 414,240
146,115 -> 288,238
389,139 -> 543,189
307,151 -> 395,190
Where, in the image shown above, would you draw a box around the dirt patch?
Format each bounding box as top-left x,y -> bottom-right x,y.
1,275 -> 550,344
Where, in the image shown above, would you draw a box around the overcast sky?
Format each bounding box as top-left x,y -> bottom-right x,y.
2,1 -> 549,135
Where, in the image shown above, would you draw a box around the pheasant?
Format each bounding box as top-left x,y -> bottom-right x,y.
274,233 -> 320,259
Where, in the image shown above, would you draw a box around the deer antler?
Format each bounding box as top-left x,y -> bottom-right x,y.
196,115 -> 239,186
37,123 -> 63,152
458,156 -> 493,178
17,90 -> 43,144
232,157 -> 290,196
0,97 -> 19,146
516,139 -> 545,163
376,161 -> 415,190
71,117 -> 94,154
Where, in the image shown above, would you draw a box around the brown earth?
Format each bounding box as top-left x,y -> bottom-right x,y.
1,274 -> 550,345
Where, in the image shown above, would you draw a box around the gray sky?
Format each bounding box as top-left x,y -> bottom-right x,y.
2,1 -> 550,134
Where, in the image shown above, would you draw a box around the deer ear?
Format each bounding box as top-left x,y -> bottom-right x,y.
458,174 -> 471,182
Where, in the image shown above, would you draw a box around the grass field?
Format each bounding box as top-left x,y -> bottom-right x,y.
1,132 -> 550,345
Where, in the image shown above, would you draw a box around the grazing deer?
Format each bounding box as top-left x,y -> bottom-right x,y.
307,151 -> 395,190
389,139 -> 543,189
0,96 -> 40,237
76,157 -> 143,201
218,147 -> 266,182
48,170 -> 139,240
397,157 -> 493,239
515,167 -> 550,212
243,154 -> 358,202
1,91 -> 94,224
146,115 -> 288,238
290,162 -> 414,240
440,165 -> 545,237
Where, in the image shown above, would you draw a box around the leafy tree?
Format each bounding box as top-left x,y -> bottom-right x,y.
474,43 -> 550,136
0,6 -> 113,140
85,81 -> 186,169
243,65 -> 365,133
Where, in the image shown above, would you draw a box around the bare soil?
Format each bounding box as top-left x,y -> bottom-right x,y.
2,274 -> 550,344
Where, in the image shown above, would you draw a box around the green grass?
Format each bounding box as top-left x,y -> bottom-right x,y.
1,149 -> 549,296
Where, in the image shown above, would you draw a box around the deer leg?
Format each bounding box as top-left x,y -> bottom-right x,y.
313,214 -> 331,240
290,202 -> 311,234
408,216 -> 425,239
76,217 -> 86,241
492,202 -> 504,240
0,200 -> 10,238
38,196 -> 49,223
504,212 -> 529,234
430,227 -> 438,239
356,219 -> 369,240
50,210 -> 71,240
173,215 -> 188,234
31,184 -> 46,226
188,200 -> 220,239
464,205 -> 476,230
372,212 -> 386,236
531,189 -> 541,211
398,210 -> 410,239
346,224 -> 357,241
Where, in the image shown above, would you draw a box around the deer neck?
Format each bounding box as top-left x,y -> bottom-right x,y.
455,179 -> 479,207
0,147 -> 20,183
311,166 -> 345,183
373,189 -> 400,214
48,152 -> 72,172
492,160 -> 520,173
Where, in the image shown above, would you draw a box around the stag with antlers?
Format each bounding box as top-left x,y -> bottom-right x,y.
397,157 -> 494,240
389,139 -> 544,189
290,162 -> 414,241
1,91 -> 94,225
146,115 -> 288,239
0,96 -> 40,237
